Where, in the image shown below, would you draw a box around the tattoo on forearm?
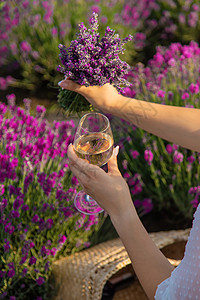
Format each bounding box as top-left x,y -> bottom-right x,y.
117,97 -> 158,127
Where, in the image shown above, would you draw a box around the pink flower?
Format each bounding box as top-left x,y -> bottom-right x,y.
122,87 -> 133,97
52,27 -> 58,36
101,16 -> 107,24
59,235 -> 67,244
187,155 -> 195,163
36,105 -> 46,118
172,144 -> 178,150
191,197 -> 199,208
124,172 -> 130,179
0,77 -> 7,90
36,276 -> 45,286
90,5 -> 101,14
8,269 -> 15,278
142,198 -> 153,214
0,184 -> 5,195
128,177 -> 136,186
144,150 -> 153,165
134,199 -> 141,208
189,83 -> 199,94
6,93 -> 16,104
32,214 -> 39,223
44,12 -> 53,24
20,255 -> 27,265
83,241 -> 91,248
130,150 -> 139,159
22,268 -> 28,277
166,144 -> 173,154
20,41 -> 32,52
153,52 -> 164,67
42,1 -> 49,9
71,176 -> 79,185
3,241 -> 10,252
0,33 -> 8,40
29,256 -> 37,265
134,32 -> 146,41
188,12 -> 198,27
182,92 -> 190,100
157,90 -> 165,98
0,103 -> 7,115
32,51 -> 39,59
22,0 -> 29,9
192,4 -> 199,11
122,160 -> 128,170
30,241 -> 35,248
5,222 -> 15,235
131,185 -> 142,195
179,13 -> 186,24
168,58 -> 176,66
173,150 -> 183,164
46,218 -> 53,229
50,247 -> 57,256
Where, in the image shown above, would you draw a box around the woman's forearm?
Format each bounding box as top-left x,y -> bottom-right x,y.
110,95 -> 200,152
111,209 -> 174,300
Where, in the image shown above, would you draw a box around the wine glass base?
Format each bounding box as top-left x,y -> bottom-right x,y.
74,190 -> 104,215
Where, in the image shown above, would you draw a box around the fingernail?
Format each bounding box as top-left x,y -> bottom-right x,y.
113,145 -> 119,157
58,81 -> 64,90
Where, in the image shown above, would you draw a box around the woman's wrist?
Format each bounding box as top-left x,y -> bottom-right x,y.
110,203 -> 139,232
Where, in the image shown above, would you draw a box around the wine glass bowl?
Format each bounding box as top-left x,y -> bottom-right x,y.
73,112 -> 114,215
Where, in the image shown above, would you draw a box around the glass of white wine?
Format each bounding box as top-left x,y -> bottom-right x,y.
73,112 -> 114,215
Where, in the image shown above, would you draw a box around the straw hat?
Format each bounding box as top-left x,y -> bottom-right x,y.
52,228 -> 190,300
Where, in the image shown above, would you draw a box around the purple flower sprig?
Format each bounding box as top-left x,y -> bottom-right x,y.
57,12 -> 133,115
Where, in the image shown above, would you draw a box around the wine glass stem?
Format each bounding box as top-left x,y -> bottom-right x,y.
85,194 -> 93,202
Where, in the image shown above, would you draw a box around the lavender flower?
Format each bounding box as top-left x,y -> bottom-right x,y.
144,149 -> 154,165
120,0 -> 200,57
36,276 -> 45,286
57,12 -> 132,114
142,198 -> 153,214
0,97 -> 105,299
8,269 -> 15,278
173,150 -> 184,164
29,256 -> 37,265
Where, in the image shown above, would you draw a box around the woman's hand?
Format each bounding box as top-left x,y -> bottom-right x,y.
58,79 -> 121,113
67,144 -> 135,219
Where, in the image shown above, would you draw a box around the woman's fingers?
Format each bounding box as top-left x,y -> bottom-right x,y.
58,79 -> 87,94
68,150 -> 96,196
68,163 -> 90,191
107,146 -> 120,175
67,143 -> 104,179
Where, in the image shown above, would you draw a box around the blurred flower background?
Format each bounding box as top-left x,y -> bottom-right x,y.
0,0 -> 200,298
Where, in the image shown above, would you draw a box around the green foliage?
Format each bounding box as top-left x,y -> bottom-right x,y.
57,88 -> 93,116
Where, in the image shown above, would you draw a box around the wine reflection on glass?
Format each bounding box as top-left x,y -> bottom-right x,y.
73,112 -> 114,215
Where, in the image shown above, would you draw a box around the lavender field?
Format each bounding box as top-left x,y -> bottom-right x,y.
0,0 -> 200,299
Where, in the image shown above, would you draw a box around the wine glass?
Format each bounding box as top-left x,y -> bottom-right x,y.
73,112 -> 114,215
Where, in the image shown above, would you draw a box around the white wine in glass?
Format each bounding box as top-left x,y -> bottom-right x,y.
73,112 -> 114,214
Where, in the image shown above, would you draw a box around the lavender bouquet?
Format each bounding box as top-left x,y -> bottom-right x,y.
57,12 -> 133,115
